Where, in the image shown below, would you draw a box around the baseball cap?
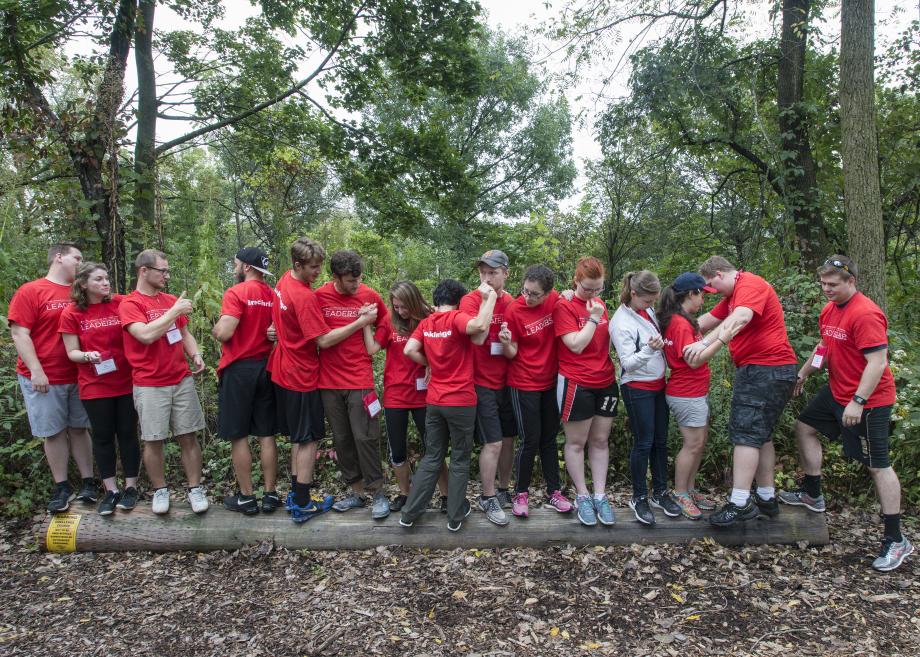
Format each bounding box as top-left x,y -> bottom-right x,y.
236,247 -> 272,276
673,272 -> 716,293
477,249 -> 509,269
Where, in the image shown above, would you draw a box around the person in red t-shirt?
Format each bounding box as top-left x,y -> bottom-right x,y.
783,255 -> 910,571
315,250 -> 391,520
212,247 -> 279,516
500,265 -> 572,518
60,263 -> 139,515
401,279 -> 497,531
8,242 -> 95,513
684,256 -> 798,527
458,249 -> 518,526
120,249 -> 208,516
363,281 -> 448,512
554,257 -> 617,528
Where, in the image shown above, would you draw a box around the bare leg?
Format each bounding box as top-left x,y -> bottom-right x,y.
675,426 -> 707,493
869,467 -> 902,515
586,416 -> 613,496
754,442 -> 775,489
479,441 -> 503,497
794,420 -> 824,475
731,444 -> 761,492
562,418 -> 592,496
231,438 -> 254,495
144,440 -> 167,489
497,436 -> 514,489
296,441 -> 318,484
394,462 -> 412,495
258,436 -> 277,492
67,428 -> 94,477
176,433 -> 203,487
43,430 -> 71,482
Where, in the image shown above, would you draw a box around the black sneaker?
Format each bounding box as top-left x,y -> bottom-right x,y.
224,493 -> 259,516
47,485 -> 74,514
496,488 -> 513,509
754,492 -> 779,518
75,479 -> 99,504
709,499 -> 759,526
439,495 -> 449,513
650,491 -> 682,518
98,490 -> 120,516
447,499 -> 473,532
261,491 -> 282,514
117,487 -> 138,510
629,496 -> 656,525
390,494 -> 408,512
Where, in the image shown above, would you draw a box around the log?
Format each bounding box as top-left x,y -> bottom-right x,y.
38,500 -> 829,553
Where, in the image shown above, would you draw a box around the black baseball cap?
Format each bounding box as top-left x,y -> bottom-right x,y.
236,247 -> 272,276
477,249 -> 509,269
673,272 -> 716,293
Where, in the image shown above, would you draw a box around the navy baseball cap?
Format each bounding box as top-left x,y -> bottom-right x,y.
236,247 -> 272,276
673,272 -> 716,293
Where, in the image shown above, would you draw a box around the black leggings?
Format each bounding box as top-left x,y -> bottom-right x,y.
510,386 -> 562,494
82,394 -> 140,480
383,407 -> 426,465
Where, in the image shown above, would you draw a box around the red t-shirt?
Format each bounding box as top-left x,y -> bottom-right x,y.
314,282 -> 388,390
58,296 -> 133,399
458,289 -> 515,389
7,278 -> 78,384
504,291 -> 559,391
553,296 -> 615,388
709,272 -> 796,367
269,271 -> 329,393
411,310 -> 476,406
663,314 -> 711,398
375,320 -> 426,408
119,291 -> 191,387
819,292 -> 896,407
216,279 -> 274,374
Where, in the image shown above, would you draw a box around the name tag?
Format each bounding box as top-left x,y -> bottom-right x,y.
490,342 -> 503,356
94,359 -> 116,375
811,344 -> 827,368
416,377 -> 428,391
363,391 -> 382,418
166,323 -> 182,345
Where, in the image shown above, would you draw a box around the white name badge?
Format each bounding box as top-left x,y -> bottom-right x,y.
94,359 -> 116,375
416,377 -> 428,391
490,342 -> 504,356
165,323 -> 182,345
366,398 -> 382,418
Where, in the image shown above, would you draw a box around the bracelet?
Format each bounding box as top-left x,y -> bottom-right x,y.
587,317 -> 599,325
717,337 -> 726,345
83,352 -> 90,362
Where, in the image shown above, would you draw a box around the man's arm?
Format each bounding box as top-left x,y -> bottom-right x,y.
180,326 -> 206,374
316,304 -> 377,349
403,337 -> 428,367
465,285 -> 497,338
211,315 -> 240,343
125,292 -> 192,345
684,306 -> 753,362
10,324 -> 49,392
842,349 -> 889,427
362,324 -> 382,355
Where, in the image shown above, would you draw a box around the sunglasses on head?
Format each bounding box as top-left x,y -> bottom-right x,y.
824,259 -> 851,273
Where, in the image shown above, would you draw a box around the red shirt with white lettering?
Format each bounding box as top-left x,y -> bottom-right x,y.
504,290 -> 559,391
314,282 -> 388,390
375,319 -> 426,408
411,310 -> 476,406
216,279 -> 274,374
819,292 -> 895,407
7,278 -> 78,384
58,296 -> 133,399
269,271 -> 329,393
709,272 -> 796,367
553,296 -> 615,388
459,289 -> 514,389
119,291 -> 190,387
663,314 -> 710,398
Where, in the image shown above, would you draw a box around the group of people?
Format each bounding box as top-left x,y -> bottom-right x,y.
7,239 -> 911,571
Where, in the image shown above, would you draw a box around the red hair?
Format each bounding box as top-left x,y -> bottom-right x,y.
574,256 -> 605,282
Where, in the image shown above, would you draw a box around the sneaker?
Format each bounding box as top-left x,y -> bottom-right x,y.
371,491 -> 391,519
399,515 -> 414,528
576,495 -> 597,526
546,490 -> 574,513
496,489 -> 513,509
333,492 -> 366,512
224,492 -> 258,516
478,495 -> 509,526
285,491 -> 295,513
439,495 -> 449,513
75,479 -> 99,504
650,491 -> 682,518
291,495 -> 334,524
629,496 -> 656,525
261,491 -> 282,514
447,499 -> 473,532
594,496 -> 615,526
390,495 -> 408,512
709,498 -> 759,526
97,490 -> 120,516
188,486 -> 209,514
152,487 -> 170,515
117,487 -> 138,511
754,492 -> 779,518
777,489 -> 826,513
690,490 -> 717,511
872,536 -> 914,572
46,485 -> 74,514
673,493 -> 702,520
512,492 -> 529,518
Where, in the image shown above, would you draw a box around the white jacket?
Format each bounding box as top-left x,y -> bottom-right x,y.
609,304 -> 667,384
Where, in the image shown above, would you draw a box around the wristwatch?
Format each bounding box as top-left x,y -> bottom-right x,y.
852,394 -> 867,405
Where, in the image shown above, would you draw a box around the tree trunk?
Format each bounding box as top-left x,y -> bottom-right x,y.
776,0 -> 827,272
133,0 -> 157,243
840,0 -> 887,310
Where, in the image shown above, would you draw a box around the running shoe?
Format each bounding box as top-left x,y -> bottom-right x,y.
390,494 -> 408,512
117,487 -> 138,511
261,491 -> 282,514
754,492 -> 779,518
496,489 -> 513,509
673,492 -> 702,520
291,495 -> 334,524
224,492 -> 259,516
709,498 -> 759,526
151,487 -> 170,515
546,490 -> 573,513
447,499 -> 473,532
371,491 -> 391,519
332,492 -> 366,512
576,495 -> 597,526
285,491 -> 295,513
511,492 -> 529,518
75,479 -> 99,504
188,486 -> 209,514
650,491 -> 682,518
593,496 -> 615,526
46,485 -> 74,514
629,496 -> 656,525
690,490 -> 717,511
777,489 -> 826,513
97,490 -> 120,516
872,537 -> 914,572
478,495 -> 509,526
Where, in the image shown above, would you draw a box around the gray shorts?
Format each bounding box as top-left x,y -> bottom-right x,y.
18,375 -> 90,438
134,376 -> 205,441
665,394 -> 710,428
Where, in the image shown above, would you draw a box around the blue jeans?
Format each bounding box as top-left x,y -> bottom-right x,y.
621,383 -> 669,499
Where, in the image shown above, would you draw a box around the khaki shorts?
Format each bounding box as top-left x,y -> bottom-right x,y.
134,376 -> 205,441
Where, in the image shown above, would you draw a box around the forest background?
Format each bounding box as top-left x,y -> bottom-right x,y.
0,0 -> 917,517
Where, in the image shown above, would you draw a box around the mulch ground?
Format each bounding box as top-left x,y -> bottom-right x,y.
0,506 -> 917,657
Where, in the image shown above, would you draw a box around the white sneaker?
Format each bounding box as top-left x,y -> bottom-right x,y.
152,487 -> 170,515
187,486 -> 209,514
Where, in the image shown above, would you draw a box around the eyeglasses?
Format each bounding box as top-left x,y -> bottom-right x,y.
520,287 -> 545,299
578,281 -> 604,294
146,266 -> 170,275
824,259 -> 850,273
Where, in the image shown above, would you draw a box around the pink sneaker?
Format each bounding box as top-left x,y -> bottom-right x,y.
512,492 -> 529,518
546,490 -> 573,513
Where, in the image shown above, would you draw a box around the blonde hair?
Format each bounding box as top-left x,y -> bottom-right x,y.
619,270 -> 660,305
699,255 -> 735,279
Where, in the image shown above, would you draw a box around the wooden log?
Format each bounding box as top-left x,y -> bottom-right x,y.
38,501 -> 829,553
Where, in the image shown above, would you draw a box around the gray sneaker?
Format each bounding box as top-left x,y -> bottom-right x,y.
332,492 -> 366,512
496,489 -> 513,509
478,495 -> 509,526
872,536 -> 913,572
371,491 -> 390,519
777,489 -> 826,513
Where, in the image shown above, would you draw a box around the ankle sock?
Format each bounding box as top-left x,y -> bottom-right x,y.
882,513 -> 903,542
592,493 -> 606,502
803,474 -> 822,498
756,486 -> 775,501
730,488 -> 751,506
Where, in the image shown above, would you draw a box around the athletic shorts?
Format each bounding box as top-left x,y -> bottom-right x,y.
474,385 -> 517,444
556,375 -> 618,423
798,384 -> 892,468
217,358 -> 275,440
18,375 -> 90,438
728,364 -> 796,447
133,376 -> 206,441
666,394 -> 710,428
274,384 -> 325,444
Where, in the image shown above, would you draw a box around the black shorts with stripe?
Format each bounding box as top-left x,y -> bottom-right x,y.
556,375 -> 618,422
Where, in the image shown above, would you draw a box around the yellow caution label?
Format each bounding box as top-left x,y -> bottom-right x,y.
46,513 -> 81,553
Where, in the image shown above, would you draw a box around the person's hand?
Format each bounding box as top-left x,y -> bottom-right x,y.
266,324 -> 277,343
190,353 -> 205,375
498,322 -> 511,344
84,351 -> 102,364
647,334 -> 664,350
561,289 -> 575,302
30,370 -> 49,394
171,291 -> 193,317
682,341 -> 707,362
842,400 -> 863,427
424,367 -> 431,385
359,304 -> 378,325
793,373 -> 807,398
478,282 -> 496,300
718,318 -> 745,342
586,298 -> 605,321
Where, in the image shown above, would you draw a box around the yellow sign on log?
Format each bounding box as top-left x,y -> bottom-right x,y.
46,513 -> 81,553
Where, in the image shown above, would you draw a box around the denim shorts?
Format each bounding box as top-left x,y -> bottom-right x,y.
729,364 -> 796,447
